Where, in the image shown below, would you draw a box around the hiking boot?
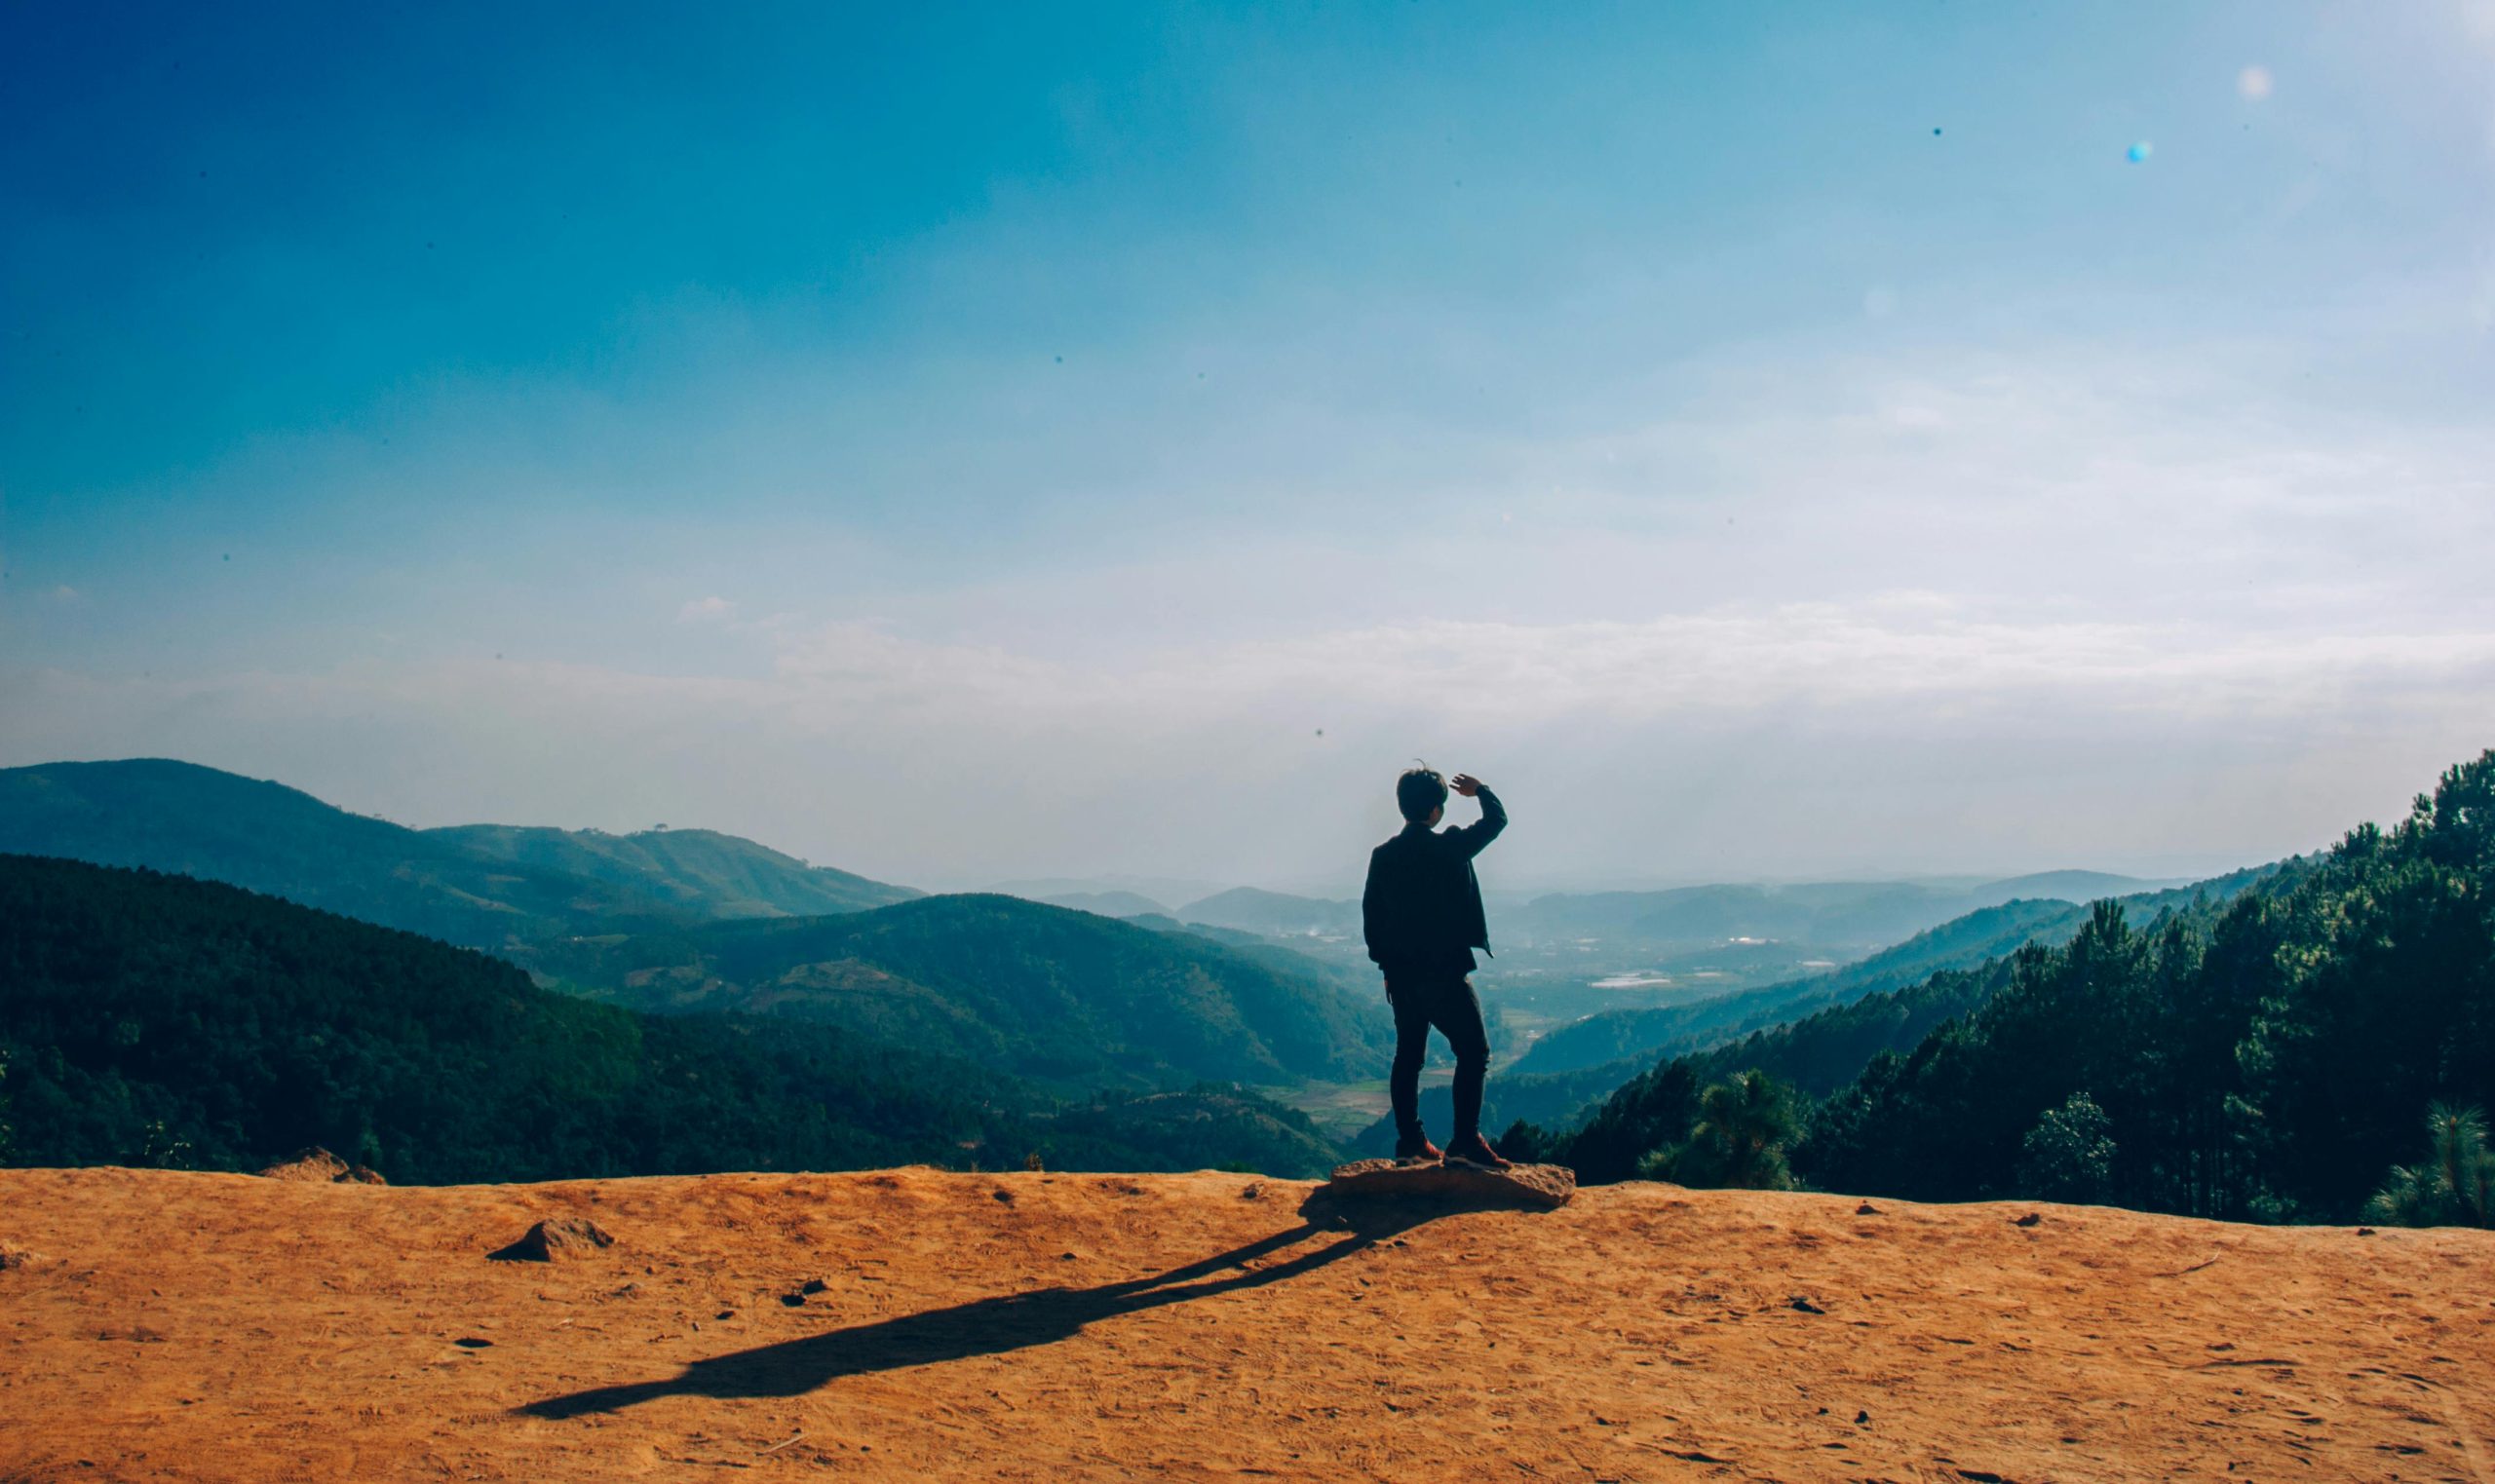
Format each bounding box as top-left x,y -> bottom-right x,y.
1444,1133 -> 1512,1170
1393,1132 -> 1444,1164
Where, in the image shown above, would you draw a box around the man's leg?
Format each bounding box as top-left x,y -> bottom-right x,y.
1435,977 -> 1509,1167
1385,976 -> 1438,1157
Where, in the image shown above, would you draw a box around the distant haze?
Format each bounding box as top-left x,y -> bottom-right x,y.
5,5 -> 2491,890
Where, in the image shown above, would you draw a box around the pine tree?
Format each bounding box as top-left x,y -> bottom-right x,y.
2364,1104 -> 2493,1229
2016,1091 -> 2115,1202
1641,1070 -> 1800,1190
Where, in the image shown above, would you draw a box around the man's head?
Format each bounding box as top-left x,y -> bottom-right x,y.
1396,766 -> 1448,826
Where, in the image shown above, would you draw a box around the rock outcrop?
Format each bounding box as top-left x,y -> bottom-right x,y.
1324,1158 -> 1575,1209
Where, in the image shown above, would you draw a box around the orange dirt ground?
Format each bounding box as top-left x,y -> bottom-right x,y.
2,1165 -> 2490,1483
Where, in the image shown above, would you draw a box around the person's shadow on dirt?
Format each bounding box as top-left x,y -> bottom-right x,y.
518,1183 -> 1541,1419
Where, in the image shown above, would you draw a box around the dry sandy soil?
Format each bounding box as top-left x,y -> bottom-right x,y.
2,1165 -> 2490,1483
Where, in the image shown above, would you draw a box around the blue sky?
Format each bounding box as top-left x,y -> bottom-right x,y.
5,2 -> 2493,890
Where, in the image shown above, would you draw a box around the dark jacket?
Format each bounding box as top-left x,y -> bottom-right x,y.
1362,786 -> 1506,972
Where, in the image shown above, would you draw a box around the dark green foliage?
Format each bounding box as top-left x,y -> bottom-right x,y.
0,856 -> 1345,1180
1496,1119 -> 1555,1163
1039,1085 -> 1342,1177
1788,753 -> 2495,1220
1551,904 -> 2201,1185
2016,1091 -> 2116,1203
1548,753 -> 2492,1221
2364,1104 -> 2493,1229
1668,958 -> 2018,1101
1638,1070 -> 1801,1190
1560,1059 -> 1706,1184
525,894 -> 1392,1090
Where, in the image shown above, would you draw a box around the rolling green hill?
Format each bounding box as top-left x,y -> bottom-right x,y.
0,855 -> 1342,1180
522,894 -> 1395,1091
428,821 -> 918,917
0,759 -> 917,951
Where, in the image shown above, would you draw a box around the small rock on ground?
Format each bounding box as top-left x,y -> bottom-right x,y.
488,1218 -> 617,1263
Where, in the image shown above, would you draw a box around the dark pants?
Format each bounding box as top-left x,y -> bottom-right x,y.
1385,970 -> 1490,1143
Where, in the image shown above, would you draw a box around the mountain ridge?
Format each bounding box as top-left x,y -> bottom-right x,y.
0,758 -> 919,951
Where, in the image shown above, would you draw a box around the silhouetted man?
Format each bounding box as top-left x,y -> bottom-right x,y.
1362,766 -> 1510,1168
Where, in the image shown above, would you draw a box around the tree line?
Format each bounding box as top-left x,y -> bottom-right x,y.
1512,750 -> 2495,1227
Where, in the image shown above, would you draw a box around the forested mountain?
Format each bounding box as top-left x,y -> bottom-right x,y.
1555,751 -> 2495,1223
1514,867 -> 2278,1078
1512,900 -> 2076,1077
428,822 -> 917,917
0,759 -> 917,951
521,894 -> 1394,1090
0,856 -> 1342,1180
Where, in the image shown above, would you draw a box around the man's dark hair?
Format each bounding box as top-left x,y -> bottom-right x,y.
1396,766 -> 1448,823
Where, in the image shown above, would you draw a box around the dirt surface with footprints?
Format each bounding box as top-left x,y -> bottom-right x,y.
3,1164 -> 2491,1482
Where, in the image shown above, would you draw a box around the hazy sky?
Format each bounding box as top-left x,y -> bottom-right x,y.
6,2 -> 2493,893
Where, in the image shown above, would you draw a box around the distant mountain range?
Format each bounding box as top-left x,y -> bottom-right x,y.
1498,870 -> 2183,953
1033,889 -> 1169,917
0,759 -> 919,953
1174,886 -> 1362,937
1048,870 -> 2190,957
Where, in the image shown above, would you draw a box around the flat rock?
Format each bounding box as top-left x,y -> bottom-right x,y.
488,1218 -> 617,1263
1325,1160 -> 1574,1209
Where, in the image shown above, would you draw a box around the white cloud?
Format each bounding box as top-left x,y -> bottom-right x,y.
9,590 -> 2493,888
675,595 -> 735,623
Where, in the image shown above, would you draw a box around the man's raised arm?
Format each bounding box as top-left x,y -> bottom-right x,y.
1443,774 -> 1506,858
